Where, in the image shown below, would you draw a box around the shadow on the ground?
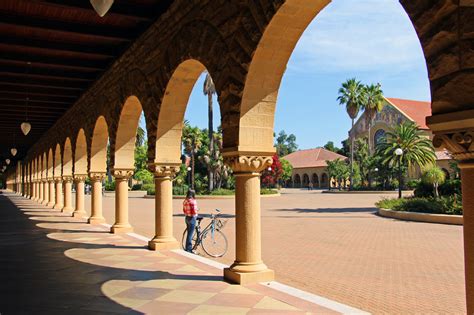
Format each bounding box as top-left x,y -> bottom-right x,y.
0,191 -> 223,314
271,207 -> 377,214
173,213 -> 235,219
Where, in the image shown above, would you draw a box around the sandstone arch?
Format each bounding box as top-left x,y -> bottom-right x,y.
155,59 -> 206,164
47,149 -> 54,179
53,144 -> 61,178
63,138 -> 73,177
75,129 -> 88,175
90,116 -> 109,174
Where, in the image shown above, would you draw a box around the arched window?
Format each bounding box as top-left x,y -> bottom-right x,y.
374,129 -> 386,147
294,174 -> 301,188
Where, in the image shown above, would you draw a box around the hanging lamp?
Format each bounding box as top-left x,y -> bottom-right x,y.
6,159 -> 10,165
90,0 -> 114,17
21,62 -> 32,136
11,133 -> 17,156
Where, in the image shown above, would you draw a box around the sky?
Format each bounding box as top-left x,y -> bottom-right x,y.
180,0 -> 431,150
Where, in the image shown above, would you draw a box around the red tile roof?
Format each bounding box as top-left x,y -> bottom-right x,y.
283,148 -> 347,169
386,98 -> 431,130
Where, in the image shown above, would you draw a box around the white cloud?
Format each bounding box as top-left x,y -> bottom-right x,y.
287,0 -> 427,74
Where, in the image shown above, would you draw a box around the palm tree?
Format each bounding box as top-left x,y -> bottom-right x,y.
376,121 -> 436,188
422,166 -> 446,198
203,72 -> 216,191
182,121 -> 202,189
363,83 -> 385,152
337,78 -> 365,189
136,126 -> 145,147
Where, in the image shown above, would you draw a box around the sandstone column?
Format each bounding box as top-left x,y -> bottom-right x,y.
42,179 -> 49,205
460,162 -> 474,313
111,169 -> 133,233
32,180 -> 37,201
73,175 -> 87,218
47,178 -> 55,207
88,172 -> 106,225
148,164 -> 180,250
53,178 -> 63,210
38,178 -> 44,203
62,176 -> 74,213
223,153 -> 274,284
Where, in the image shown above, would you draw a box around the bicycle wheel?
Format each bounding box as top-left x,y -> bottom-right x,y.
181,228 -> 198,251
201,229 -> 228,257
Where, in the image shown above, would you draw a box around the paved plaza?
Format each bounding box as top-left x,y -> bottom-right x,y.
79,189 -> 465,314
1,191 -> 364,314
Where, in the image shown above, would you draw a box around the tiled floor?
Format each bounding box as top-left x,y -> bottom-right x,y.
0,191 -> 360,314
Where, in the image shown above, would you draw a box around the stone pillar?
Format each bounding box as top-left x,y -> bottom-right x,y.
31,180 -> 36,200
42,180 -> 49,205
111,169 -> 133,234
73,175 -> 87,218
460,162 -> 474,313
223,153 -> 275,284
53,178 -> 63,210
47,179 -> 55,207
38,179 -> 44,203
148,164 -> 180,250
62,177 -> 74,213
432,128 -> 474,313
88,172 -> 106,225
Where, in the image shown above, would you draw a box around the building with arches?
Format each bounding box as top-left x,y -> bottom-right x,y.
0,1 -> 473,312
284,147 -> 346,189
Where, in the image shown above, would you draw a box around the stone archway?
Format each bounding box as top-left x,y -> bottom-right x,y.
303,174 -> 310,187
312,173 -> 319,188
321,173 -> 329,188
294,174 -> 301,188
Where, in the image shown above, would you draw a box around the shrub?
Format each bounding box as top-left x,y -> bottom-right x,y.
406,179 -> 420,190
143,183 -> 155,195
414,179 -> 461,198
377,196 -> 462,215
260,188 -> 278,195
131,184 -> 143,191
209,188 -> 235,196
173,185 -> 189,196
104,180 -> 115,191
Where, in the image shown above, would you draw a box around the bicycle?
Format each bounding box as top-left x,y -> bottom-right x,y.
181,209 -> 228,258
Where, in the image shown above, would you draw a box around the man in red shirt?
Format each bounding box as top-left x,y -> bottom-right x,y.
183,189 -> 198,252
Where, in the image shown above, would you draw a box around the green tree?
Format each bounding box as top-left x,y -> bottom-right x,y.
182,121 -> 203,189
362,83 -> 385,151
338,139 -> 350,157
422,166 -> 446,198
275,130 -> 298,156
136,125 -> 146,147
354,138 -> 371,186
203,72 -> 216,191
323,141 -> 339,153
337,78 -> 365,189
376,121 -> 436,187
326,158 -> 350,190
280,158 -> 293,184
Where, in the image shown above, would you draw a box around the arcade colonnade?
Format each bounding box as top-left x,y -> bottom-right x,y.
2,0 -> 474,311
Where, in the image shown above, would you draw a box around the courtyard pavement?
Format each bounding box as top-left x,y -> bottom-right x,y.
0,191 -> 365,314
81,189 -> 466,314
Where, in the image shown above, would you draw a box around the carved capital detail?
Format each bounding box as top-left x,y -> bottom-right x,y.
433,129 -> 474,161
62,176 -> 74,183
150,163 -> 181,177
223,153 -> 273,174
113,168 -> 134,180
74,174 -> 88,182
89,172 -> 106,181
54,177 -> 62,183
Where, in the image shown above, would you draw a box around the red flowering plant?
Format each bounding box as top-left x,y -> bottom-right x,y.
261,154 -> 283,188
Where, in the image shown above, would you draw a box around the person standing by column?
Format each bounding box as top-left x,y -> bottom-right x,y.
183,189 -> 198,253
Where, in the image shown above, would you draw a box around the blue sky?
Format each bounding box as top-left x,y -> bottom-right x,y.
181,0 -> 431,150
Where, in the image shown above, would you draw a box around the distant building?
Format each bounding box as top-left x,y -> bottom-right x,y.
283,148 -> 347,188
349,97 -> 456,179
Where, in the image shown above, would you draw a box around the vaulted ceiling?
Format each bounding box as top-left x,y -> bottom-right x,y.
0,0 -> 173,167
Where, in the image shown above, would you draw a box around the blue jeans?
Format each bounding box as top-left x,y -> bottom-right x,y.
185,216 -> 196,252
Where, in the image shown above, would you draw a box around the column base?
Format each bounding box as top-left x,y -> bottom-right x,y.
42,200 -> 49,205
61,207 -> 74,214
148,237 -> 180,251
72,211 -> 87,218
47,201 -> 55,207
53,204 -> 63,210
111,224 -> 133,234
224,267 -> 274,285
88,216 -> 106,225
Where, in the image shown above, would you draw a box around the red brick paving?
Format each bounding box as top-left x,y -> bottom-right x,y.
80,189 -> 465,314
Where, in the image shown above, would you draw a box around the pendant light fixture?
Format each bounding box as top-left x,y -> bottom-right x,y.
11,133 -> 17,157
21,62 -> 32,136
90,0 -> 114,17
6,159 -> 10,165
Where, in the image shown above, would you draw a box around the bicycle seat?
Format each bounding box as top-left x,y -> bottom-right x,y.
197,217 -> 204,221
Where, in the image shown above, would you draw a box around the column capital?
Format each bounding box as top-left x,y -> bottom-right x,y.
48,178 -> 55,183
89,172 -> 106,181
74,174 -> 88,182
222,151 -> 273,174
62,176 -> 74,183
433,129 -> 474,163
54,177 -> 62,183
112,168 -> 134,180
149,163 -> 181,177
